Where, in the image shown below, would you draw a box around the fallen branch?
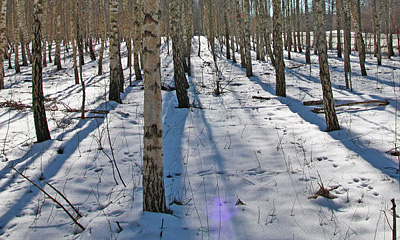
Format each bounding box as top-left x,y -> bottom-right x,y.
11,167 -> 85,231
0,100 -> 108,114
303,100 -> 324,106
312,100 -> 389,114
65,109 -> 109,114
287,64 -> 304,69
0,100 -> 31,110
252,96 -> 271,100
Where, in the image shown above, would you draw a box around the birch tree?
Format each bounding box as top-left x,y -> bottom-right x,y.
142,0 -> 168,213
305,0 -> 311,64
373,0 -> 382,65
314,0 -> 340,132
244,0 -> 253,77
273,0 -> 286,97
170,0 -> 190,108
348,0 -> 367,76
133,0 -> 143,81
54,4 -> 62,70
109,0 -> 123,103
32,0 -> 51,142
0,0 -> 6,90
336,0 -> 342,58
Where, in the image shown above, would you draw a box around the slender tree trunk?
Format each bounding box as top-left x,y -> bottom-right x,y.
343,1 -> 352,90
314,0 -> 340,132
142,0 -> 167,213
88,0 -> 96,62
231,0 -> 236,63
296,0 -> 302,53
264,0 -> 275,66
244,0 -> 252,77
273,0 -> 286,97
286,0 -> 292,59
98,0 -> 106,76
54,5 -> 62,70
198,0 -> 203,57
70,0 -> 79,83
291,0 -> 297,53
109,0 -> 122,103
184,0 -> 193,76
305,0 -> 311,64
336,0 -> 342,58
13,3 -> 20,74
373,0 -> 382,65
386,0 -> 394,57
32,0 -> 51,142
208,0 -> 216,62
0,0 -> 6,90
224,0 -> 231,60
236,0 -> 246,68
348,0 -> 367,76
42,0 -> 47,67
170,0 -> 190,108
7,44 -> 12,69
17,0 -> 28,66
328,0 -> 333,50
133,0 -> 143,80
48,41 -> 52,63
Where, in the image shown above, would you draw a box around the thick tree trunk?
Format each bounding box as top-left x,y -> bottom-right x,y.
314,0 -> 340,132
142,0 -> 167,213
273,0 -> 286,97
32,0 -> 51,142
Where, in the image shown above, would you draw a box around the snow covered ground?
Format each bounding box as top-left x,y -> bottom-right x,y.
0,37 -> 400,239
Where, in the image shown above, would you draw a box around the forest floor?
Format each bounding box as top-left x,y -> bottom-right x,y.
0,37 -> 400,239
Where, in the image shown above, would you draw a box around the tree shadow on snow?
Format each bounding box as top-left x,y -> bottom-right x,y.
244,70 -> 399,180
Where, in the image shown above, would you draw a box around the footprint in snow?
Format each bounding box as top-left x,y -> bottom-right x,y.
316,156 -> 338,168
316,156 -> 328,161
350,177 -> 379,196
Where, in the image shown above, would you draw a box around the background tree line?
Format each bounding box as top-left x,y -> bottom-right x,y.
0,0 -> 399,91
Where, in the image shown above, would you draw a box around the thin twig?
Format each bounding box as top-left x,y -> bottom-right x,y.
11,167 -> 85,231
46,182 -> 83,218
